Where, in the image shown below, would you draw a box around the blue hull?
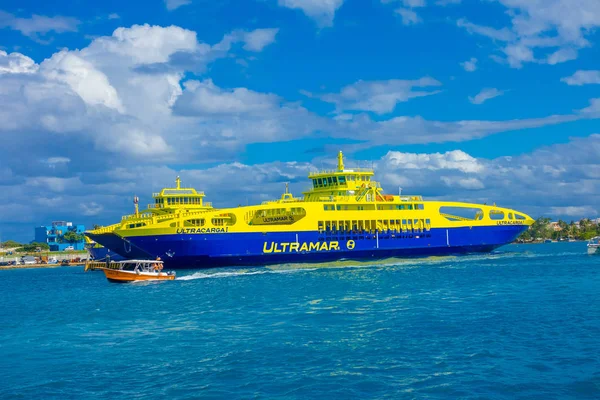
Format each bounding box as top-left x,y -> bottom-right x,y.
125,225 -> 528,269
86,246 -> 126,262
85,233 -> 151,260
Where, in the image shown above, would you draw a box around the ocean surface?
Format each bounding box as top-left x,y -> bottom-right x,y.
1,242 -> 599,399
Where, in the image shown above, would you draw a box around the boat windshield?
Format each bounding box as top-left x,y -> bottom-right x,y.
119,260 -> 163,272
120,262 -> 137,271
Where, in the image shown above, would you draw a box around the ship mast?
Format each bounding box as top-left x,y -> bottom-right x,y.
134,196 -> 139,217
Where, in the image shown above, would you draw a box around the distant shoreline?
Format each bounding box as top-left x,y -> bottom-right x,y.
512,240 -> 582,244
0,263 -> 85,271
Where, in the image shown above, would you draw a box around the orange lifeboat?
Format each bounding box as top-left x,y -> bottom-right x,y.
101,260 -> 175,282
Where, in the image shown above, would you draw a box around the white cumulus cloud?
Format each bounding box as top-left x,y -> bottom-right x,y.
41,50 -> 125,112
561,70 -> 600,86
456,0 -> 600,68
174,79 -> 281,115
278,0 -> 345,27
0,10 -> 80,39
240,28 -> 279,51
383,150 -> 484,173
395,8 -> 422,25
320,77 -> 442,114
164,0 -> 192,11
0,50 -> 38,74
469,88 -> 504,105
460,57 -> 478,72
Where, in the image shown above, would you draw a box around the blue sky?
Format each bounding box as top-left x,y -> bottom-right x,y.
1,0 -> 599,242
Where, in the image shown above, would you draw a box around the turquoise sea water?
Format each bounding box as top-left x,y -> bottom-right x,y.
1,242 -> 599,399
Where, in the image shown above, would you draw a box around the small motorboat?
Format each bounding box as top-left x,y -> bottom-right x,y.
588,237 -> 600,255
101,260 -> 175,282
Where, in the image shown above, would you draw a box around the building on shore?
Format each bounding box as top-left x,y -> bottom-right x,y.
34,221 -> 85,251
549,222 -> 563,232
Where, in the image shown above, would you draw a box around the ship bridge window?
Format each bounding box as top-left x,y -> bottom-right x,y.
515,214 -> 526,220
508,213 -> 514,220
416,204 -> 424,210
338,176 -> 346,185
489,210 -> 505,220
184,218 -> 205,227
440,206 -> 484,222
332,176 -> 338,185
212,213 -> 237,226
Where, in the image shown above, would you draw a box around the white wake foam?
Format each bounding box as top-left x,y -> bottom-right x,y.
177,268 -> 315,281
175,249 -> 586,280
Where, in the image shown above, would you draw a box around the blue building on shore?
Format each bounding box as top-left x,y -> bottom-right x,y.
34,221 -> 86,251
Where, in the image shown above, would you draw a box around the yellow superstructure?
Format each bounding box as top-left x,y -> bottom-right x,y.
89,152 -> 533,240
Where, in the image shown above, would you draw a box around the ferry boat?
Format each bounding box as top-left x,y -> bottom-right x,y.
86,152 -> 535,269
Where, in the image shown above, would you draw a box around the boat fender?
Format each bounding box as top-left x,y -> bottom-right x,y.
136,269 -> 140,275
